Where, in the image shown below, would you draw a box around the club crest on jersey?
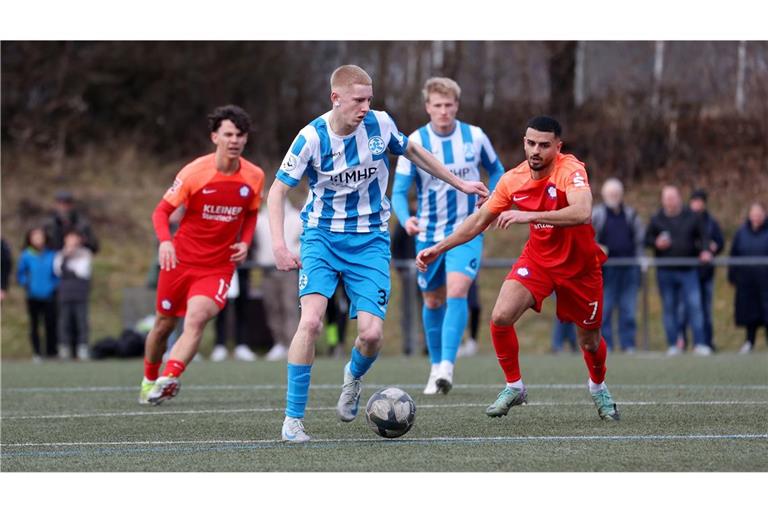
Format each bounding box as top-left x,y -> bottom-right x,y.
368,136 -> 386,156
161,300 -> 172,310
464,143 -> 475,161
239,186 -> 249,197
547,185 -> 557,199
417,276 -> 427,289
280,154 -> 298,172
298,273 -> 308,291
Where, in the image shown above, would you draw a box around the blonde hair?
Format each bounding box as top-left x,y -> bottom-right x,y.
422,77 -> 461,102
330,65 -> 372,90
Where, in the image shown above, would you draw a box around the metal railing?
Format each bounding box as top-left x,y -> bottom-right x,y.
391,256 -> 768,352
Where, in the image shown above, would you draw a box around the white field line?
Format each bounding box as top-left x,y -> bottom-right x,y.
3,400 -> 768,420
5,383 -> 768,393
2,433 -> 767,449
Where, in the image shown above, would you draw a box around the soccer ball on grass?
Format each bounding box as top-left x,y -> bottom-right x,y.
364,387 -> 416,439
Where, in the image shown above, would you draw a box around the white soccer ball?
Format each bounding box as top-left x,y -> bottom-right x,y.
364,387 -> 416,439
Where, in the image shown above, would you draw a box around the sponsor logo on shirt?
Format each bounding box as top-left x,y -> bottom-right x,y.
329,167 -> 377,186
513,195 -> 529,202
202,204 -> 243,222
368,136 -> 386,156
533,223 -> 555,230
202,188 -> 216,195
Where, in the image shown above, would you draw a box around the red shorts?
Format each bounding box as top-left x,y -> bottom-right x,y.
507,254 -> 604,330
155,263 -> 234,317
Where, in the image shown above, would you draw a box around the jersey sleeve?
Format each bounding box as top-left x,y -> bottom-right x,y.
382,112 -> 409,156
478,129 -> 505,191
484,172 -> 515,214
162,164 -> 199,207
245,166 -> 265,211
276,129 -> 315,188
555,158 -> 590,193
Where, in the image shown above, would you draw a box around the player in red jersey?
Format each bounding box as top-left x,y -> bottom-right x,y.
417,116 -> 619,420
139,105 -> 265,405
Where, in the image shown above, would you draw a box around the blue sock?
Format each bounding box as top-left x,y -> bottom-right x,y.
285,363 -> 312,419
442,297 -> 468,363
349,347 -> 378,379
423,304 -> 446,365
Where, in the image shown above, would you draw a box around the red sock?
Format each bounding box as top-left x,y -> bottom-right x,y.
490,321 -> 521,382
582,336 -> 608,384
162,359 -> 187,378
144,359 -> 161,381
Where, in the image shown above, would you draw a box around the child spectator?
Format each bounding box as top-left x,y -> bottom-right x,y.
53,228 -> 93,360
16,228 -> 59,361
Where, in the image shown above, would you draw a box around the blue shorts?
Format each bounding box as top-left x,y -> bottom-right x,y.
299,228 -> 391,320
415,235 -> 483,292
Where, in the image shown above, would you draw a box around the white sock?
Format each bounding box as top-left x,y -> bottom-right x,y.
506,379 -> 524,390
588,378 -> 606,393
439,360 -> 454,373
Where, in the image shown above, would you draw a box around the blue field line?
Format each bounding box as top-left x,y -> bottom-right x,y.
3,400 -> 768,421
2,433 -> 766,460
5,383 -> 768,393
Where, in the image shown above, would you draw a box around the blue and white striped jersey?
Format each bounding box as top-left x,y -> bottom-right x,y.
276,110 -> 408,233
392,121 -> 505,243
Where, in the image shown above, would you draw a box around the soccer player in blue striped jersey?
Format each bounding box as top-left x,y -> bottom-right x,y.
268,65 -> 489,443
392,77 -> 505,395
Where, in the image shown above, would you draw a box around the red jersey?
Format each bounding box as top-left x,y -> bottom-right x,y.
162,154 -> 265,268
485,152 -> 606,276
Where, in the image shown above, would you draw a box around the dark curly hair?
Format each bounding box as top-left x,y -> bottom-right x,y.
207,105 -> 252,134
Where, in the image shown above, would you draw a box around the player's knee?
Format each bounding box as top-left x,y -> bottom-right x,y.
153,316 -> 177,337
298,316 -> 323,339
491,306 -> 515,326
358,324 -> 383,348
423,295 -> 445,309
578,331 -> 601,352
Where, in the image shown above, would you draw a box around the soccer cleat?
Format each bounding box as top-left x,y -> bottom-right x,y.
147,375 -> 181,405
234,344 -> 257,361
210,345 -> 228,362
590,384 -> 620,421
281,417 -> 311,443
423,366 -> 439,395
336,362 -> 362,422
485,385 -> 528,417
138,378 -> 155,405
435,361 -> 454,395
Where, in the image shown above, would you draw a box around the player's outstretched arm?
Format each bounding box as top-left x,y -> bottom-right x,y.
405,142 -> 489,200
416,204 -> 499,272
497,188 -> 593,229
267,180 -> 302,271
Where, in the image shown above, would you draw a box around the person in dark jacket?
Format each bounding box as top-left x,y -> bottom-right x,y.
592,178 -> 645,352
17,228 -> 59,360
45,191 -> 99,253
728,202 -> 768,354
1,238 -> 12,301
645,185 -> 713,356
677,189 -> 725,350
53,228 -> 93,360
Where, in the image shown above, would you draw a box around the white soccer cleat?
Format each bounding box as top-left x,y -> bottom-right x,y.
336,363 -> 362,422
435,360 -> 454,394
423,365 -> 439,395
147,375 -> 181,405
210,345 -> 228,362
234,344 -> 257,361
281,417 -> 311,443
265,343 -> 288,361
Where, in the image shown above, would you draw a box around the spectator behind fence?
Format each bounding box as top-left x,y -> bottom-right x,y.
45,190 -> 99,253
53,228 -> 93,360
17,228 -> 59,361
677,189 -> 724,351
592,178 -> 645,353
255,200 -> 301,362
728,202 -> 768,354
1,238 -> 12,301
645,185 -> 712,356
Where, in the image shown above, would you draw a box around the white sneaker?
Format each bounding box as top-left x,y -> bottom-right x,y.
265,343 -> 288,362
693,344 -> 712,356
457,338 -> 478,358
32,355 -> 43,364
58,344 -> 72,360
192,352 -> 204,362
738,342 -> 753,355
666,346 -> 681,356
423,365 -> 439,395
210,345 -> 228,362
76,344 -> 90,361
234,344 -> 257,361
281,417 -> 310,443
435,360 -> 454,394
